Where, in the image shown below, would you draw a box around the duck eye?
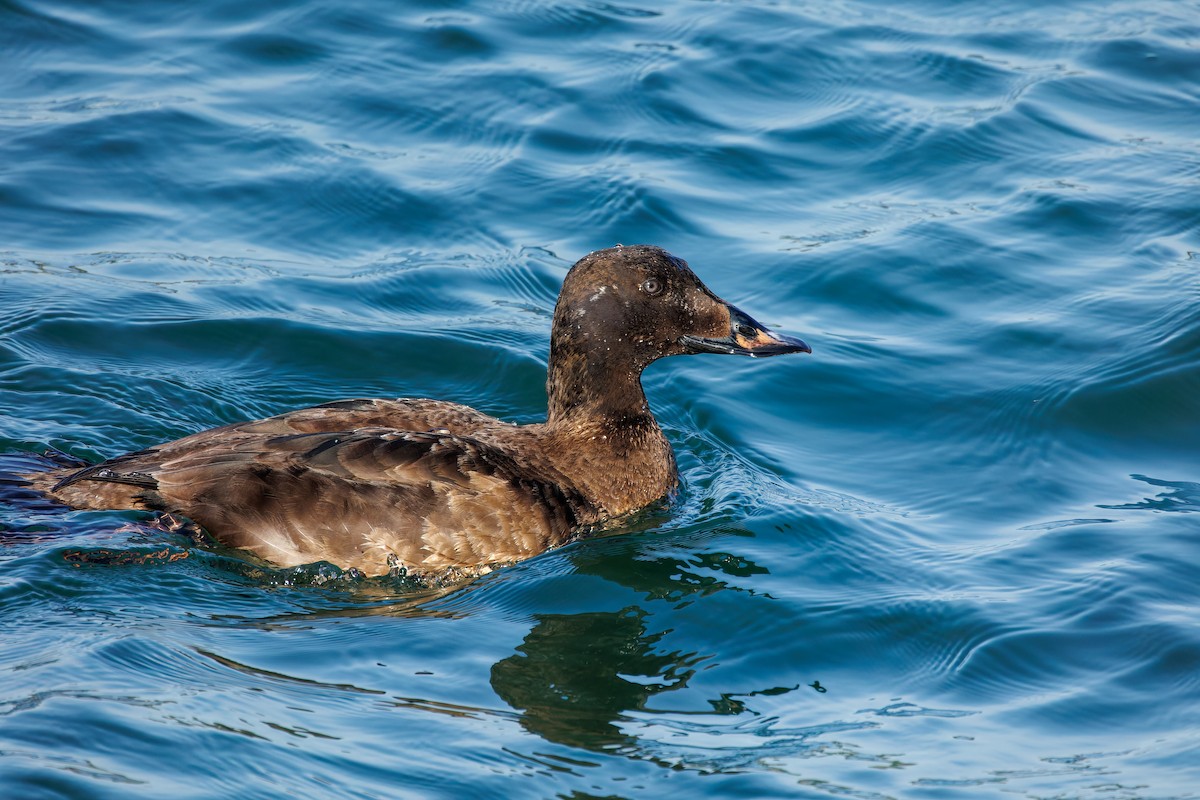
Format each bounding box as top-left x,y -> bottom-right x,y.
641,278 -> 664,296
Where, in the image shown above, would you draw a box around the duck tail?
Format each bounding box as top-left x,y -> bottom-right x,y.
1,451 -> 88,513
9,449 -> 162,512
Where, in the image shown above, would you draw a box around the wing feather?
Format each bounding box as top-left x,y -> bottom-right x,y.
35,398 -> 593,576
145,427 -> 594,574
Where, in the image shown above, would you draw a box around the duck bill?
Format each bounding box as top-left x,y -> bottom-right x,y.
681,305 -> 811,358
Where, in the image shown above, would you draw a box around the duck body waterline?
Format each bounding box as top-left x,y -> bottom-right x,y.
26,246 -> 810,577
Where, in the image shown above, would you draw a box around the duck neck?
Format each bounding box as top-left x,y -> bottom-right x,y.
545,341 -> 654,430
543,345 -> 677,518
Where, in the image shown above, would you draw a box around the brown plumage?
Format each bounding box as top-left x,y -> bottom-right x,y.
25,245 -> 810,577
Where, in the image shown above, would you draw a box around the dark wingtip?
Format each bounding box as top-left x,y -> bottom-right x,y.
52,463 -> 158,492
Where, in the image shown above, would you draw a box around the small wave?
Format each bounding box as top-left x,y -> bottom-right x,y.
1099,475 -> 1200,514
1017,518 -> 1116,531
859,700 -> 976,718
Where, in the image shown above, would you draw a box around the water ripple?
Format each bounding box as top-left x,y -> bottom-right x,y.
3,0 -> 1200,796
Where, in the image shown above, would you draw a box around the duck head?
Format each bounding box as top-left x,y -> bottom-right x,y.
553,244 -> 810,365
547,245 -> 809,420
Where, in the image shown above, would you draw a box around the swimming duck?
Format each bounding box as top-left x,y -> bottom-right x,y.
29,245 -> 809,576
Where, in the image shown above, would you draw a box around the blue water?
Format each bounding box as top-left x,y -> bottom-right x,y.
3,0 -> 1199,797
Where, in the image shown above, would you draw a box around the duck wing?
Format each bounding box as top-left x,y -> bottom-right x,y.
161,397 -> 507,439
274,397 -> 509,435
48,425 -> 594,576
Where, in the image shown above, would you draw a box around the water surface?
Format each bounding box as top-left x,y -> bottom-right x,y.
2,0 -> 1199,797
